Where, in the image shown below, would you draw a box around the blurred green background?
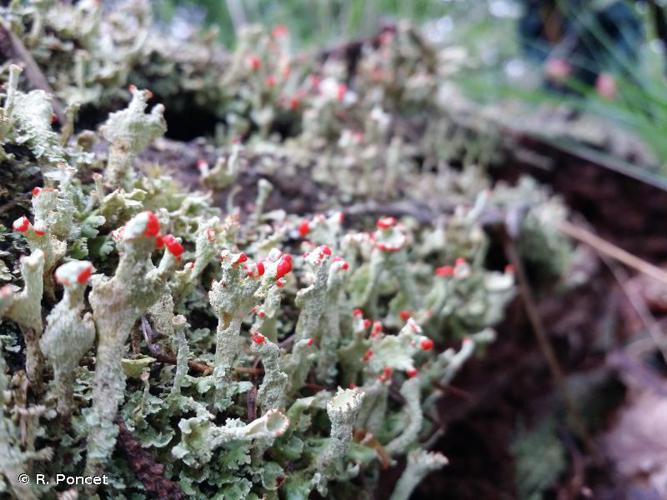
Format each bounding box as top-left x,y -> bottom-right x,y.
155,0 -> 518,51
156,0 -> 667,171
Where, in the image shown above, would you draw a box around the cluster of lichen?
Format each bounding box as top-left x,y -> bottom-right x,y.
0,2 -> 572,499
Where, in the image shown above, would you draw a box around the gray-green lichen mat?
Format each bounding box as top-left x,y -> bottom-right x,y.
0,1 -> 571,498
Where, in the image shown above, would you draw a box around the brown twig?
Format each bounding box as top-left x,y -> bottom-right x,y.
503,233 -> 567,389
431,381 -> 474,402
600,256 -> 667,365
0,21 -> 65,122
354,429 -> 392,469
235,366 -> 264,376
558,220 -> 667,287
560,220 -> 667,363
422,409 -> 447,450
502,229 -> 598,457
140,317 -> 213,375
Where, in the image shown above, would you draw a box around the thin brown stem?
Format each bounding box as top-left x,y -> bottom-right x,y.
601,256 -> 667,365
560,220 -> 667,363
430,381 -> 474,401
0,21 -> 65,122
234,366 -> 264,376
503,231 -> 597,457
140,317 -> 213,375
558,220 -> 667,287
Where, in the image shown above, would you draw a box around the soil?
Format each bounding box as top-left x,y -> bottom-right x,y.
400,140 -> 667,500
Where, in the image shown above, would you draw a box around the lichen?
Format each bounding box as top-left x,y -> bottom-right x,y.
0,4 -> 573,499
